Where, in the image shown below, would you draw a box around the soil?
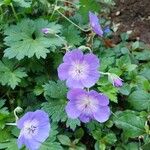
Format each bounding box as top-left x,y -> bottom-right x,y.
110,0 -> 150,45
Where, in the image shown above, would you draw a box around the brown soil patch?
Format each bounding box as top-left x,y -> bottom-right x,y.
111,0 -> 150,44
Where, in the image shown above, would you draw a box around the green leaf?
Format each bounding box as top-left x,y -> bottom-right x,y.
119,83 -> 131,96
0,139 -> 18,150
66,118 -> 80,130
57,135 -> 71,146
100,57 -> 115,71
134,50 -> 150,61
0,99 -> 9,129
135,75 -> 150,91
13,0 -> 32,8
41,101 -> 67,122
98,84 -> 118,103
114,110 -> 146,138
121,33 -> 129,41
40,142 -> 63,150
79,0 -> 100,22
63,25 -> 83,46
132,41 -> 140,50
128,90 -> 150,111
0,128 -> 12,142
41,123 -> 63,149
140,67 -> 150,80
43,80 -> 67,99
0,58 -> 27,89
4,19 -> 64,60
141,142 -> 150,150
124,142 -> 139,150
102,133 -> 117,145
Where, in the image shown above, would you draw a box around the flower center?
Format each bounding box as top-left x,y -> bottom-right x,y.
76,95 -> 98,115
21,119 -> 39,139
27,125 -> 37,134
69,61 -> 89,80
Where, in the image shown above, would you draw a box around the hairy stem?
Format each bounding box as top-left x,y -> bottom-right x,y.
56,9 -> 90,32
10,3 -> 18,21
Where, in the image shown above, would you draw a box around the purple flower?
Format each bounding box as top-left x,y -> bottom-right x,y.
57,49 -> 100,89
41,28 -> 50,34
89,11 -> 103,37
113,78 -> 123,87
17,110 -> 50,150
103,26 -> 111,34
65,89 -> 110,123
108,73 -> 123,87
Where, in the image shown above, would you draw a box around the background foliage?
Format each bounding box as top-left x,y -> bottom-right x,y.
0,0 -> 150,149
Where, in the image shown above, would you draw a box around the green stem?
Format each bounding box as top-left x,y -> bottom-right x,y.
50,0 -> 58,19
56,9 -> 90,32
99,71 -> 110,76
14,107 -> 23,122
79,45 -> 92,53
10,3 -> 18,21
55,34 -> 68,50
6,123 -> 17,126
111,111 -> 118,118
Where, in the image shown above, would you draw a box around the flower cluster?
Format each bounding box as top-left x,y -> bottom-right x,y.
16,11 -> 123,150
58,49 -> 111,123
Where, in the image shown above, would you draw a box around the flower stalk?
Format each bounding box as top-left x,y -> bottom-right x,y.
56,8 -> 90,32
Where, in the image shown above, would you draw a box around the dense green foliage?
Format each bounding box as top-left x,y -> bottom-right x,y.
0,0 -> 150,149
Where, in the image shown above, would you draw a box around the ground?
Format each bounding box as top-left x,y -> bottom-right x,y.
110,0 -> 150,45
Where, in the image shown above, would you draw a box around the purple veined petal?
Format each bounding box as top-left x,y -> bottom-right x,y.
93,25 -> 103,37
89,91 -> 109,106
89,11 -> 99,26
93,106 -> 111,123
66,78 -> 84,89
89,11 -> 103,36
67,88 -> 86,101
65,101 -> 81,119
24,138 -> 41,150
114,78 -> 123,87
58,63 -> 71,80
41,28 -> 50,34
33,124 -> 50,143
17,112 -> 33,129
17,135 -> 24,149
79,114 -> 91,123
81,71 -> 100,88
32,110 -> 50,127
84,53 -> 100,70
103,26 -> 111,34
63,49 -> 84,63
18,130 -> 48,150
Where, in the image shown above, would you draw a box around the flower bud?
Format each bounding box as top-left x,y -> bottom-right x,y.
108,73 -> 123,87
